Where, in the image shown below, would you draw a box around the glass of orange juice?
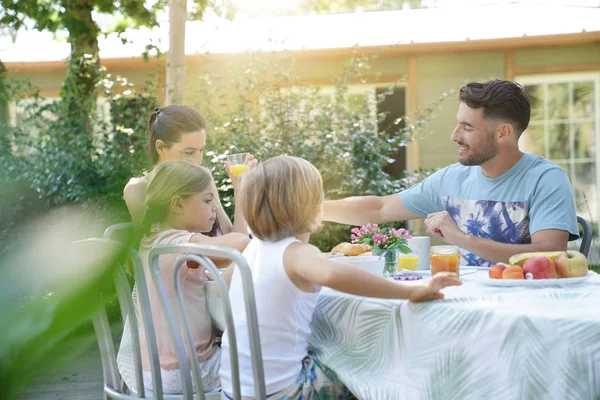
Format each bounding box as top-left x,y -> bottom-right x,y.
227,153 -> 249,177
429,245 -> 460,276
397,247 -> 419,271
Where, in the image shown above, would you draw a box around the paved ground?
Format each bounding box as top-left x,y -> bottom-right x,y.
16,345 -> 104,400
16,321 -> 123,400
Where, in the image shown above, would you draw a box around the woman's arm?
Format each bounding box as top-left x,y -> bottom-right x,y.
123,178 -> 148,230
190,232 -> 250,268
284,243 -> 461,302
222,161 -> 251,235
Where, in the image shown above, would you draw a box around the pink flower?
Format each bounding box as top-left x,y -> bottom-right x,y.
373,233 -> 389,247
390,228 -> 412,240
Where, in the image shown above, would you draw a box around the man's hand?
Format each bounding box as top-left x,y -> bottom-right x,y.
425,211 -> 467,245
408,272 -> 462,302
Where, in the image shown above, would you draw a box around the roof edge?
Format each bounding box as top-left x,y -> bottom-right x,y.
4,31 -> 600,73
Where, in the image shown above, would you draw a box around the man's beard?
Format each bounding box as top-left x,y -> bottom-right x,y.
458,139 -> 497,166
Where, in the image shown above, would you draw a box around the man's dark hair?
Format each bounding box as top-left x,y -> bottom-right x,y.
459,79 -> 531,137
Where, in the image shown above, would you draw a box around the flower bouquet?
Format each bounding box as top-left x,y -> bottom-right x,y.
351,223 -> 413,276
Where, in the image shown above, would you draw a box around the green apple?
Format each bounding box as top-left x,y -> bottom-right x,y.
555,251 -> 588,278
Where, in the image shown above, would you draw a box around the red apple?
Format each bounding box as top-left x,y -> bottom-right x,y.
522,256 -> 556,279
555,251 -> 588,278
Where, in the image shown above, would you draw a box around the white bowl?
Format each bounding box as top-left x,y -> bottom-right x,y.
331,255 -> 385,276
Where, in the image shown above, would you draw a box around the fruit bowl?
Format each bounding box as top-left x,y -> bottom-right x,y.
481,271 -> 593,287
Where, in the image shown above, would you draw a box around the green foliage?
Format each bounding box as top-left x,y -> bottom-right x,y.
0,58 -> 158,255
0,214 -> 126,399
189,52 -> 447,251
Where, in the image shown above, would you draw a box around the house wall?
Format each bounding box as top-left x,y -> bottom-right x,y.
415,52 -> 506,169
2,42 -> 599,173
514,44 -> 600,69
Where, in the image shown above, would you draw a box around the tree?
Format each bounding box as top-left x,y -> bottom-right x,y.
166,0 -> 188,105
0,0 -> 170,136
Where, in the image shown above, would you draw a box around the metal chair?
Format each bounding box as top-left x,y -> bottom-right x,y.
577,215 -> 593,258
148,244 -> 267,400
73,238 -> 150,400
84,235 -> 188,399
103,222 -> 221,400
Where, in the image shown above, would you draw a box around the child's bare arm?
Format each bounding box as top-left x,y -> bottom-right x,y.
190,232 -> 250,268
285,243 -> 461,302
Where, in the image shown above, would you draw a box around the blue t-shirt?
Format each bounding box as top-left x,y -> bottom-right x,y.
399,153 -> 578,267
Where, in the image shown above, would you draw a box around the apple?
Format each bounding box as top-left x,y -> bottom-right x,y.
489,263 -> 508,279
555,251 -> 588,278
522,256 -> 556,279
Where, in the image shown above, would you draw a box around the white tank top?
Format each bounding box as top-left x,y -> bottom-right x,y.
219,237 -> 320,397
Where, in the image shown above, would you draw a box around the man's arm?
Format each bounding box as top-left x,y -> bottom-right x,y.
459,229 -> 569,264
425,211 -> 570,264
322,194 -> 421,226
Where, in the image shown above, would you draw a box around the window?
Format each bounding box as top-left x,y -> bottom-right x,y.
518,73 -> 600,231
8,96 -> 112,135
287,83 -> 408,175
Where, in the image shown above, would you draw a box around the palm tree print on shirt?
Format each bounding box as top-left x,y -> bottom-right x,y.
443,197 -> 531,267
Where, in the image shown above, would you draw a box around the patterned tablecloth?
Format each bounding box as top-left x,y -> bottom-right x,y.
308,270 -> 600,400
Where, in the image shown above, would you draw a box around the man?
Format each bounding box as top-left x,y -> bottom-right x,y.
323,79 -> 578,267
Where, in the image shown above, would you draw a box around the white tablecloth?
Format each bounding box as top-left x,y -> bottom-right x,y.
308,271 -> 600,400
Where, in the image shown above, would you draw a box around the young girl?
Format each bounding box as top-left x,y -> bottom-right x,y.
124,105 -> 254,235
138,160 -> 250,394
219,156 -> 462,399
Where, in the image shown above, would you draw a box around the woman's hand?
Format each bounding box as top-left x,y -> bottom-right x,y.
225,154 -> 258,192
408,272 -> 462,302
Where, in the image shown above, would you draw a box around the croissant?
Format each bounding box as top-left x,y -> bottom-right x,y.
331,242 -> 371,256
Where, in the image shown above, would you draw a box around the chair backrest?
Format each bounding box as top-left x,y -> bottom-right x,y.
73,238 -> 146,400
104,223 -> 136,323
103,223 -> 211,399
148,244 -> 267,400
577,215 -> 593,258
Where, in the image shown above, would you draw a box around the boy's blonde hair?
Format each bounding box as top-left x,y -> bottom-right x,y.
143,160 -> 213,233
239,156 -> 324,242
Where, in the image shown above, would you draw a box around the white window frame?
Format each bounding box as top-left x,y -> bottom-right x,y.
318,82 -> 408,124
517,72 -> 600,228
9,96 -> 113,133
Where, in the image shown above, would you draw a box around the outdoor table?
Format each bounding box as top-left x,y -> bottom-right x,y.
308,270 -> 600,400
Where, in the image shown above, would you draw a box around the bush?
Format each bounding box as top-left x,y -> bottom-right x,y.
0,52 -> 448,254
0,56 -> 158,255
188,52 -> 448,250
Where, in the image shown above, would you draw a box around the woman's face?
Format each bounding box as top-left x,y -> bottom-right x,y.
156,130 -> 206,166
180,189 -> 218,233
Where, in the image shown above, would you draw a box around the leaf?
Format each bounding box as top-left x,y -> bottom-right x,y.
421,348 -> 498,400
500,316 -> 551,400
559,347 -> 600,400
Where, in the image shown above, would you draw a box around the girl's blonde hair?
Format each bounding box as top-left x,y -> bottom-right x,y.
239,156 -> 324,242
143,160 -> 213,234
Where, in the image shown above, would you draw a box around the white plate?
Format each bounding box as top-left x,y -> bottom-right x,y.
480,271 -> 593,287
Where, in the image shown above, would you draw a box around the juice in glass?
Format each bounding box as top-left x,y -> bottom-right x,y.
429,245 -> 460,276
227,153 -> 250,177
229,164 -> 249,177
397,254 -> 419,271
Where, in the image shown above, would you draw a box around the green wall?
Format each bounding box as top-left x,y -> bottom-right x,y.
415,51 -> 506,170
515,44 -> 600,69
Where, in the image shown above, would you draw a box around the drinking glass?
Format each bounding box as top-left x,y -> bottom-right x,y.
429,245 -> 460,276
397,247 -> 419,271
227,153 -> 250,177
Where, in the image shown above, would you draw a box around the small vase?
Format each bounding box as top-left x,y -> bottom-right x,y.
373,248 -> 398,277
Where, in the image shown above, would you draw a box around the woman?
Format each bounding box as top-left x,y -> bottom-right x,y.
124,105 -> 252,235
